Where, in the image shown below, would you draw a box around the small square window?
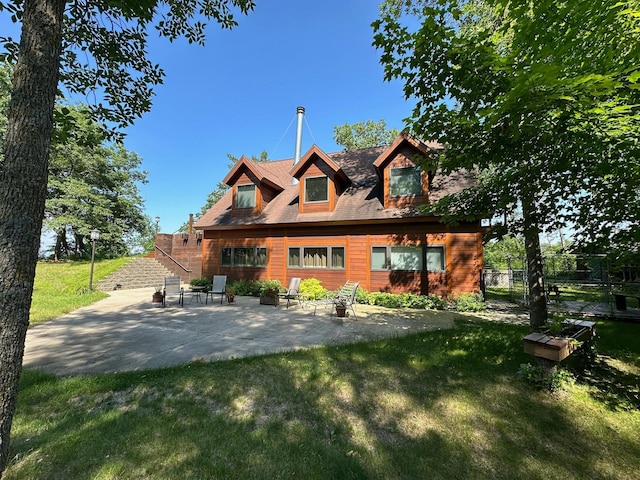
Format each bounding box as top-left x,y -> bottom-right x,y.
304,176 -> 328,203
390,167 -> 422,197
236,184 -> 256,208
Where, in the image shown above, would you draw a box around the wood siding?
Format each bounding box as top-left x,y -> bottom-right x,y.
201,221 -> 482,296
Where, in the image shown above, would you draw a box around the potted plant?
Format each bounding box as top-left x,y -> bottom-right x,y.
152,285 -> 164,306
259,280 -> 282,305
226,287 -> 236,303
334,298 -> 348,317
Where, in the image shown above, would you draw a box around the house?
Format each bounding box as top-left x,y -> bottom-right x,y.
194,132 -> 483,296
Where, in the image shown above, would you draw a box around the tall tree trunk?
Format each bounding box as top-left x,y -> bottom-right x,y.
54,228 -> 65,260
0,0 -> 65,475
522,195 -> 548,332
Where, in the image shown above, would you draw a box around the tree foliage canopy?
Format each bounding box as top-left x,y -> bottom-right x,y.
1,62 -> 151,258
373,0 -> 640,330
0,1 -> 255,474
45,104 -> 149,258
1,0 -> 256,133
373,0 -> 640,260
333,119 -> 400,150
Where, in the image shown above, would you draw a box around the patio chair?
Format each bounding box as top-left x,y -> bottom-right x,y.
205,275 -> 227,304
326,280 -> 359,318
278,277 -> 303,309
163,276 -> 184,307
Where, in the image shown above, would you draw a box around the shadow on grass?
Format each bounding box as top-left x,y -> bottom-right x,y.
8,320 -> 640,479
567,320 -> 640,412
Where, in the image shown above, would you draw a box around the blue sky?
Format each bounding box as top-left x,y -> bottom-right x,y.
3,1 -> 414,237
122,0 -> 414,233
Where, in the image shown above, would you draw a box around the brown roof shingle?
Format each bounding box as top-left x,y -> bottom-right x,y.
194,141 -> 476,229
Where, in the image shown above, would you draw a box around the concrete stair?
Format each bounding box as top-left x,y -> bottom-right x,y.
97,257 -> 173,292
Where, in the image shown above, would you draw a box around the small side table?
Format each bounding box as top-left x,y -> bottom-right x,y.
188,285 -> 207,304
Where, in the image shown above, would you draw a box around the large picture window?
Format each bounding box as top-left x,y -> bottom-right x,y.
304,176 -> 329,203
235,184 -> 256,208
390,166 -> 422,197
371,245 -> 445,272
221,246 -> 267,267
390,246 -> 423,271
288,246 -> 345,269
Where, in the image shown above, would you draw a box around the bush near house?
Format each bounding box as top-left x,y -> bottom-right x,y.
226,278 -> 484,312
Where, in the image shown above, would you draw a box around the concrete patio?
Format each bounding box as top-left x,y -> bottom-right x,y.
23,288 -> 460,376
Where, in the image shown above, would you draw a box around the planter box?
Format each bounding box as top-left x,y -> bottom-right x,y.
260,295 -> 279,306
523,319 -> 596,362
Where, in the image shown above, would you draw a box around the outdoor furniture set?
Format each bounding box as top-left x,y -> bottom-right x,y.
157,275 -> 360,319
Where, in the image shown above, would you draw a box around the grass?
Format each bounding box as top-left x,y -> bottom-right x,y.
486,285 -> 612,304
30,258 -> 134,326
7,317 -> 640,478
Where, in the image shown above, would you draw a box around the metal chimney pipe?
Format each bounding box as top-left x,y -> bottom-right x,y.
292,106 -> 304,185
294,106 -> 305,165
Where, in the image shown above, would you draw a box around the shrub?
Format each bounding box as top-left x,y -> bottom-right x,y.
364,291 -> 446,310
354,286 -> 369,304
224,280 -> 261,296
189,277 -> 212,288
367,292 -> 404,308
452,292 -> 486,312
299,278 -> 327,300
517,362 -> 574,392
259,279 -> 282,297
401,293 -> 447,310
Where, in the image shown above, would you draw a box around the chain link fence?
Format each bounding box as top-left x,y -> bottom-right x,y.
483,254 -> 634,308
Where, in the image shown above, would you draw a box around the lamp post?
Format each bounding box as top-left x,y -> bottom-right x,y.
155,216 -> 160,234
89,229 -> 100,290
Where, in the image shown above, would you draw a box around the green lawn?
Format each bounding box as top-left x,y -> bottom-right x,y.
486,285 -> 612,304
7,311 -> 640,478
30,258 -> 134,325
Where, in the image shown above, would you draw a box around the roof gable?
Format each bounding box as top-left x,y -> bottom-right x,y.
223,155 -> 285,191
373,132 -> 442,178
194,134 -> 474,230
290,145 -> 349,185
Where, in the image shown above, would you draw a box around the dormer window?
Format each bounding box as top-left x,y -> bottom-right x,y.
304,176 -> 328,203
390,166 -> 422,197
235,184 -> 256,208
